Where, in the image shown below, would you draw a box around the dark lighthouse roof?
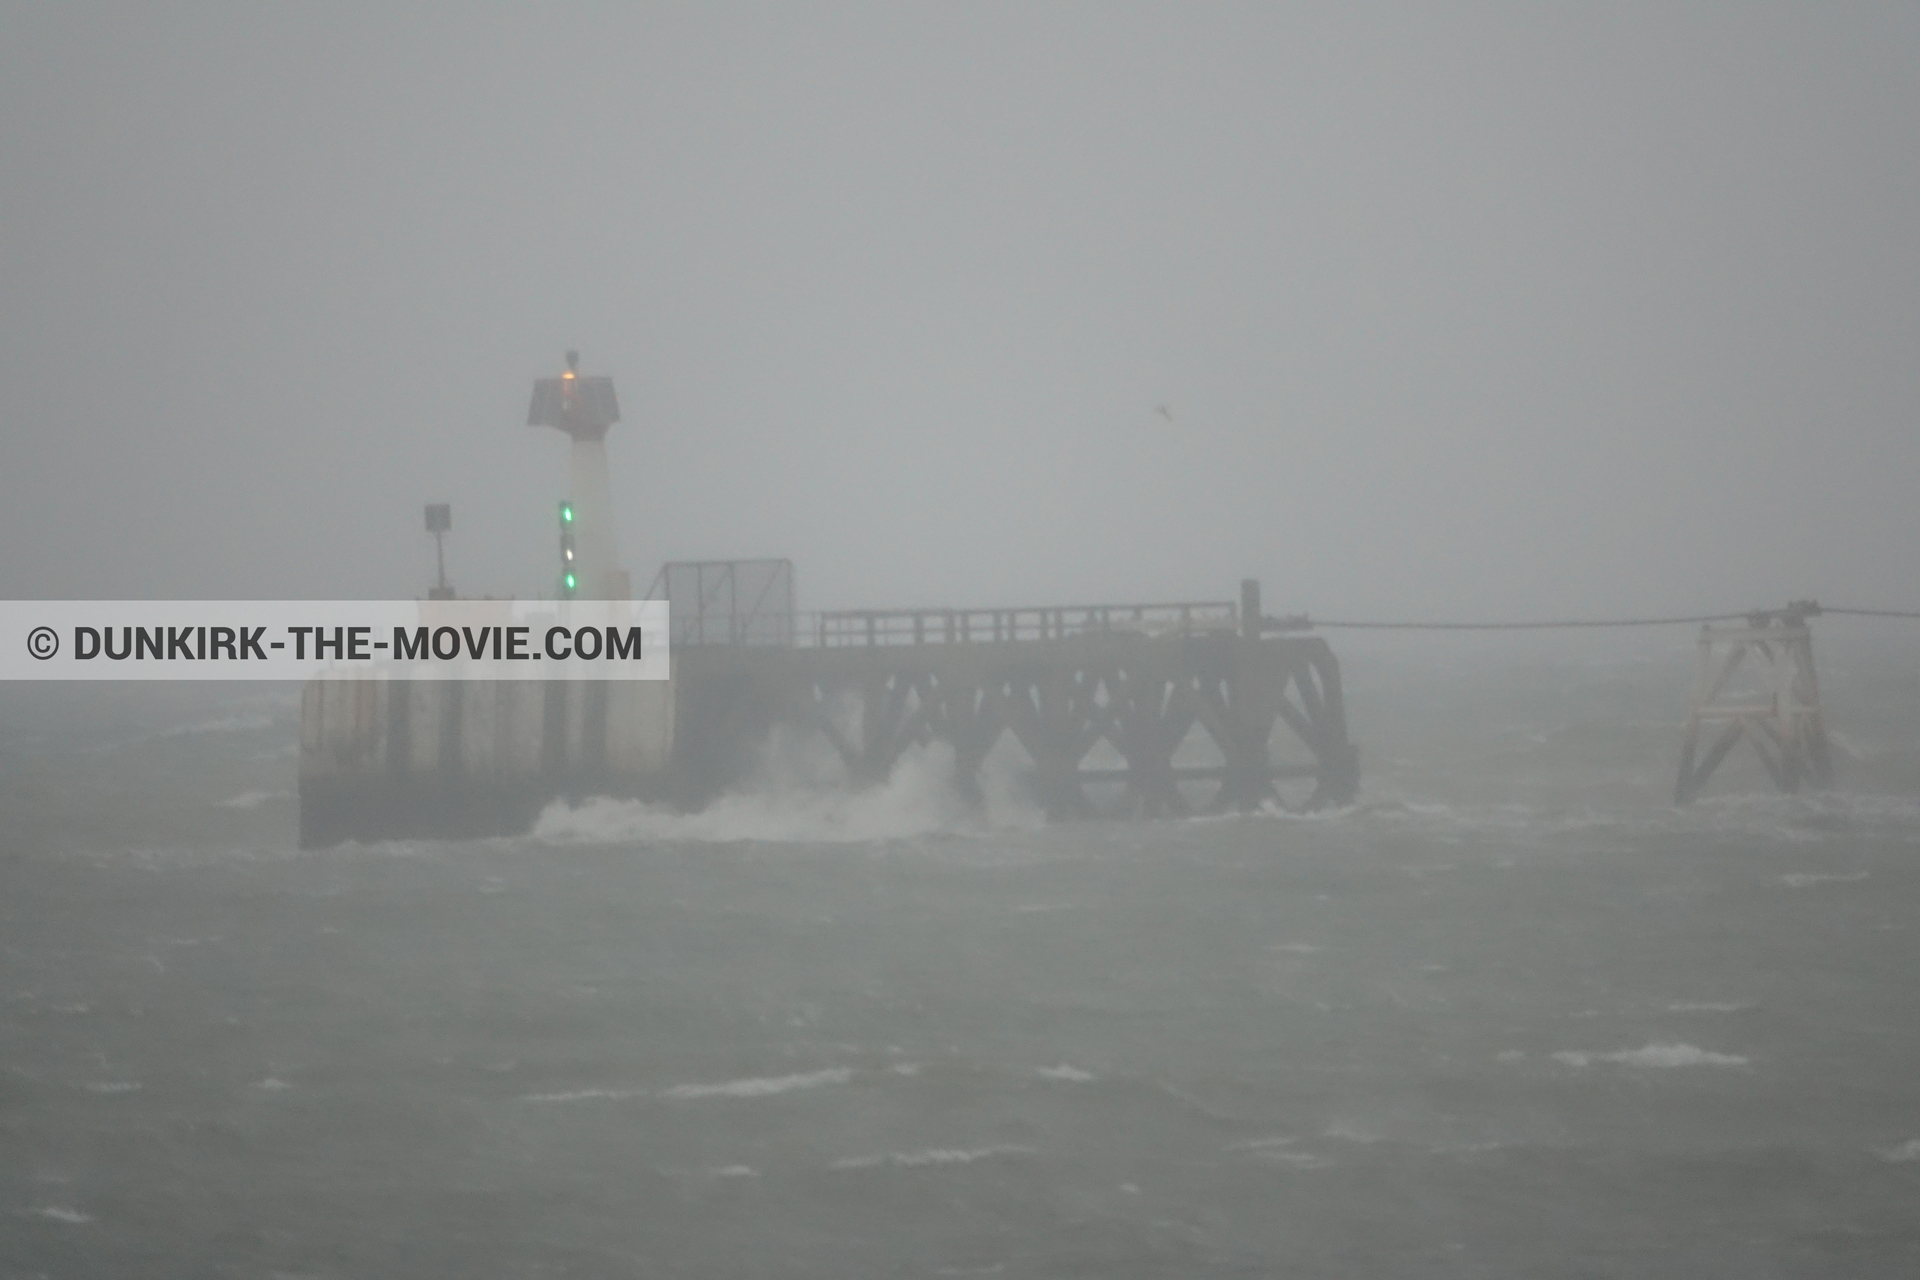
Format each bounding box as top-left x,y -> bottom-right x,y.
528,350 -> 620,442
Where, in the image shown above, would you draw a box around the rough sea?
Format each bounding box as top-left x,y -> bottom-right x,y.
5,627 -> 1919,1277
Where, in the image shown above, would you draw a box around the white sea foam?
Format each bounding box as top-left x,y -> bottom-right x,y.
1878,1138 -> 1920,1163
218,789 -> 290,810
160,712 -> 275,739
1229,1136 -> 1299,1151
1777,871 -> 1869,888
1254,1149 -> 1330,1169
1036,1064 -> 1095,1082
661,1067 -> 852,1100
33,1207 -> 92,1224
1553,1043 -> 1748,1069
1695,792 -> 1920,839
82,1081 -> 140,1093
1229,1136 -> 1330,1167
522,1087 -> 648,1103
531,737 -> 1042,845
93,712 -> 280,753
1665,1001 -> 1753,1014
1268,943 -> 1322,954
832,1144 -> 1033,1171
713,1165 -> 759,1178
87,710 -> 281,754
1349,791 -> 1920,845
529,718 -> 1920,849
253,1077 -> 293,1090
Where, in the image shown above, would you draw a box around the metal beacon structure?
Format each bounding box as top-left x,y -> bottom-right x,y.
297,354 -> 675,848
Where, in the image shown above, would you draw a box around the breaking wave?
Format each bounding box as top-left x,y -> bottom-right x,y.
217,789 -> 290,810
522,1087 -> 648,1104
33,1207 -> 92,1225
1036,1064 -> 1096,1082
531,736 -> 1042,845
660,1068 -> 853,1100
1777,871 -> 1869,888
831,1144 -> 1033,1171
1664,1001 -> 1754,1014
1553,1043 -> 1749,1069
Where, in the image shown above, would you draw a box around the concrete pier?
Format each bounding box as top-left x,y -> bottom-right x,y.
298,676 -> 673,846
296,579 -> 1359,846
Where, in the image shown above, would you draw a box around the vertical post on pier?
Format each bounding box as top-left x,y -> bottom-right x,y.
1214,579 -> 1276,811
424,503 -> 454,600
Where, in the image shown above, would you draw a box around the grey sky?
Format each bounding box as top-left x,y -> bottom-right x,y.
3,4 -> 1915,618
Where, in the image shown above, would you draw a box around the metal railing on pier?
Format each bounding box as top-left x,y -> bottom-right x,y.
646,556 -> 1245,649
659,598 -> 1241,649
807,601 -> 1238,648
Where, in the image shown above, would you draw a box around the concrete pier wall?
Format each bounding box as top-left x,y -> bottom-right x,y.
298,676 -> 673,846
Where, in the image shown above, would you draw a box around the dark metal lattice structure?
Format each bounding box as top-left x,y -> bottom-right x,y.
1674,604 -> 1833,803
662,579 -> 1359,818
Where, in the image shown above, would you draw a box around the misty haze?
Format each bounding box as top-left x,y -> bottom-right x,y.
5,6 -> 1920,1277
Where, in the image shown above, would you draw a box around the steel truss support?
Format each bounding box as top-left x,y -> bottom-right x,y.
1675,604 -> 1833,804
673,633 -> 1360,818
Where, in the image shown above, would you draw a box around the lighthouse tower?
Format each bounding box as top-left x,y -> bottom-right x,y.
528,350 -> 628,599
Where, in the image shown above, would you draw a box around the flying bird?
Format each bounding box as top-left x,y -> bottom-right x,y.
1154,404 -> 1174,423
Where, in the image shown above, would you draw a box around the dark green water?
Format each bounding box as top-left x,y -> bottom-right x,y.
4,630 -> 1919,1277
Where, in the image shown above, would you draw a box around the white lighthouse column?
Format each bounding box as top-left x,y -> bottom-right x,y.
522,352 -> 668,778
567,438 -> 626,599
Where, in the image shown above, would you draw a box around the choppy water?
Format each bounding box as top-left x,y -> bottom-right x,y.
5,629 -> 1920,1277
